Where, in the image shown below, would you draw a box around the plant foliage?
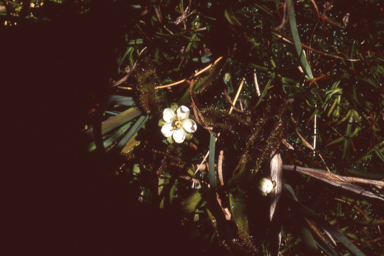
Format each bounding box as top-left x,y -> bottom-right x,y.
3,0 -> 384,255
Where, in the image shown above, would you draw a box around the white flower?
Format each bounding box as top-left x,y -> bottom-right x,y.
161,105 -> 197,143
259,178 -> 274,196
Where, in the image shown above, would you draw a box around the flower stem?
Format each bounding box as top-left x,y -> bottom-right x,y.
209,132 -> 217,191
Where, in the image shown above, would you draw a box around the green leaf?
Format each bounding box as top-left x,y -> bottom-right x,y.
249,63 -> 269,72
85,107 -> 141,142
181,190 -> 204,213
113,96 -> 136,107
224,6 -> 241,27
229,189 -> 250,243
309,221 -> 339,256
342,115 -> 354,159
118,47 -> 134,71
346,169 -> 384,179
288,0 -> 313,79
327,98 -> 338,118
374,147 -> 384,164
209,132 -> 216,190
357,141 -> 384,162
113,115 -> 149,152
169,179 -> 178,204
87,122 -> 132,152
254,72 -> 275,107
283,185 -> 366,256
325,135 -> 347,147
311,88 -> 324,95
299,220 -> 320,256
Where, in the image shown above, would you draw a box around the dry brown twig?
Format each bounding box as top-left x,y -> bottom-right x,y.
274,1 -> 290,31
253,69 -> 261,97
273,31 -> 360,62
283,165 -> 384,201
223,88 -> 249,115
295,128 -> 331,172
111,47 -> 147,89
270,154 -> 283,221
118,56 -> 225,91
174,6 -> 196,27
216,193 -> 231,220
216,150 -> 231,220
218,150 -> 224,186
193,77 -> 246,176
229,78 -> 245,114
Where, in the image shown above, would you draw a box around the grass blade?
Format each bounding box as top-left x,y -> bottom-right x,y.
283,186 -> 366,256
113,115 -> 149,152
87,122 -> 132,152
288,0 -> 313,79
209,132 -> 216,190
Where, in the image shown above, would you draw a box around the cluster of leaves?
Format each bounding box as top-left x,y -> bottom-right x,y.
4,0 -> 384,255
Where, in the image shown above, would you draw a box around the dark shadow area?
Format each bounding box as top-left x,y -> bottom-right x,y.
0,4 -> 194,255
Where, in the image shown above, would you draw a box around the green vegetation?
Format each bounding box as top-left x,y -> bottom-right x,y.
3,0 -> 384,255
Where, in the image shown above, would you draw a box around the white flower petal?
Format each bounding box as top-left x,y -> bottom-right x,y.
176,105 -> 190,120
173,128 -> 186,143
182,119 -> 197,133
163,108 -> 175,123
161,123 -> 174,138
259,178 -> 273,194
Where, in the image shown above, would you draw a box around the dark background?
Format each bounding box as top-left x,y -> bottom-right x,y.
1,4 -> 194,255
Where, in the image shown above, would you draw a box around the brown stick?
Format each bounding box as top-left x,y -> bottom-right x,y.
283,165 -> 384,201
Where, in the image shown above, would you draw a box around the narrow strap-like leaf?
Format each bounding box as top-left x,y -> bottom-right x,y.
288,0 -> 313,79
209,132 -> 216,190
283,185 -> 366,256
114,115 -> 148,152
87,122 -> 132,153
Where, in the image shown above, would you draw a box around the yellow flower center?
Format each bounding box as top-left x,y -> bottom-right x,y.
174,120 -> 183,129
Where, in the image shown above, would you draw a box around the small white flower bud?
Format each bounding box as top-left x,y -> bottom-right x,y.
259,178 -> 274,196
